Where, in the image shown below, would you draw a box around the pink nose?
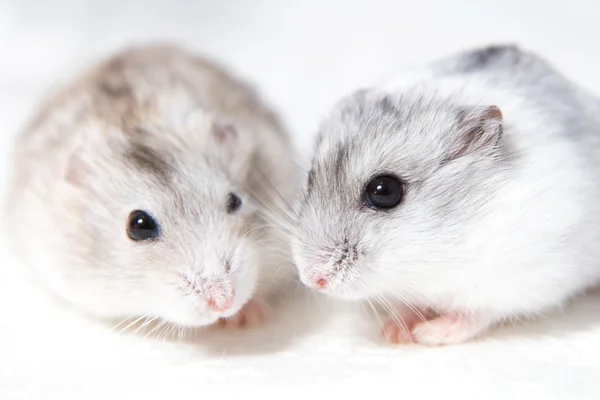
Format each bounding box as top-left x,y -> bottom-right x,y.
206,289 -> 235,312
310,276 -> 327,290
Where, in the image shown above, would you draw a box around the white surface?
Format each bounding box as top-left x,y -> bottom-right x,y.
1,0 -> 600,398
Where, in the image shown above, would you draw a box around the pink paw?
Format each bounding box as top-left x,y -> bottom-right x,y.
380,306 -> 431,344
381,320 -> 413,344
218,299 -> 268,329
411,313 -> 489,346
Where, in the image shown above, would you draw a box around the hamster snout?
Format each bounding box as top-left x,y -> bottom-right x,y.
179,273 -> 235,312
294,235 -> 367,298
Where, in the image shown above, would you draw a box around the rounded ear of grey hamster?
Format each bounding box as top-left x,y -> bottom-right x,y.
451,105 -> 503,159
292,44 -> 600,347
8,44 -> 299,333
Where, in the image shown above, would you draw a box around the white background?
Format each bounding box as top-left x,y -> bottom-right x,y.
1,0 -> 600,398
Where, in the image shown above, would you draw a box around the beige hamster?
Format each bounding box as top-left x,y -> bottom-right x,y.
7,44 -> 301,331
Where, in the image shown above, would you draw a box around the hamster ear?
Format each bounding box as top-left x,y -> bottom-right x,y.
63,125 -> 119,187
64,151 -> 89,186
211,120 -> 238,145
211,119 -> 258,179
452,105 -> 503,158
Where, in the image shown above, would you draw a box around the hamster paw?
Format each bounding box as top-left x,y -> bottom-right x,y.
218,299 -> 269,329
380,306 -> 432,344
381,320 -> 413,344
411,313 -> 489,346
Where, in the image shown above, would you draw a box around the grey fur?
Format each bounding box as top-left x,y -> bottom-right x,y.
124,141 -> 172,184
449,44 -> 523,73
293,44 -> 600,345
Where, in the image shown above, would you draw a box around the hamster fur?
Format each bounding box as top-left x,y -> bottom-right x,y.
7,44 -> 301,330
292,45 -> 600,345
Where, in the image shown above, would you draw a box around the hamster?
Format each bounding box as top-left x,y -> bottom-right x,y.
7,44 -> 301,331
292,45 -> 600,345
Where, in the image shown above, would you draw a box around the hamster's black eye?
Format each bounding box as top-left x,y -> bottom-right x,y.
226,193 -> 242,214
364,175 -> 404,210
127,210 -> 159,241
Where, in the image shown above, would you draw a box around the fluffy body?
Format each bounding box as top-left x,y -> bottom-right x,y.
7,44 -> 300,328
293,45 -> 600,345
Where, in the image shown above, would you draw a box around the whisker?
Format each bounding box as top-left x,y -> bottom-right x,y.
109,316 -> 135,332
373,293 -> 411,341
158,321 -> 173,341
118,314 -> 149,335
383,287 -> 428,324
144,319 -> 167,340
132,316 -> 157,336
364,297 -> 383,326
230,140 -> 300,220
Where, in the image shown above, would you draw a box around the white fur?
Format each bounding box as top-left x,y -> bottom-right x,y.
7,44 -> 301,329
293,45 -> 600,341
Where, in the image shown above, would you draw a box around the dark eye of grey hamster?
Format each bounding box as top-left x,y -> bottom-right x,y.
127,210 -> 160,241
364,175 -> 404,210
226,193 -> 242,214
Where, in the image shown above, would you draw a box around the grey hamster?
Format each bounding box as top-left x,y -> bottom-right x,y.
292,45 -> 600,345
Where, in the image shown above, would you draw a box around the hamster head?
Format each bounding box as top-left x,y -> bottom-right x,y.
293,89 -> 506,302
57,115 -> 266,327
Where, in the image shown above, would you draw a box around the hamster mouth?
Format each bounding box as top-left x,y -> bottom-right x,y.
300,267 -> 367,300
299,248 -> 364,296
178,295 -> 251,328
161,307 -> 238,329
